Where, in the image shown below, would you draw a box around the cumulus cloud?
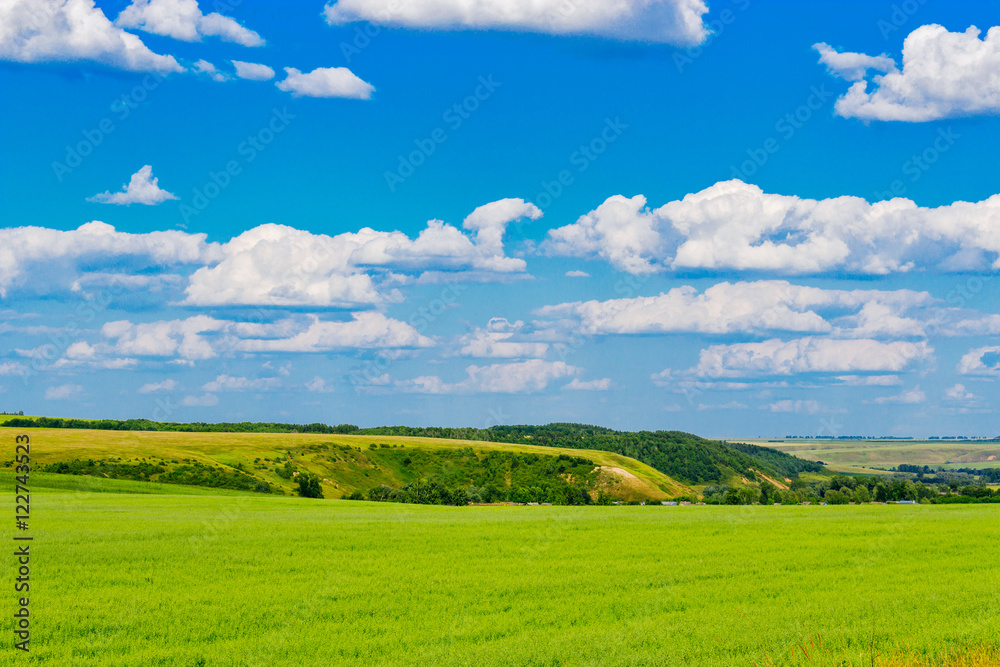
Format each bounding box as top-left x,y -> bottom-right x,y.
813,42 -> 895,82
537,281 -> 930,337
45,383 -> 83,400
942,314 -> 1000,336
102,315 -> 225,360
323,0 -> 709,45
399,360 -> 577,394
0,362 -> 27,377
65,341 -> 96,359
231,60 -> 274,81
544,194 -> 664,274
456,319 -> 549,359
305,376 -> 334,393
0,0 -> 182,72
0,222 -> 219,298
180,393 -> 218,407
3,198 -> 537,303
115,0 -> 263,46
958,346 -> 1000,376
236,313 -> 433,353
88,166 -> 177,205
871,386 -> 926,405
276,67 -> 374,99
192,58 -> 225,81
183,200 -> 535,307
563,378 -> 613,391
819,25 -> 1000,121
945,383 -> 976,401
138,379 -> 179,393
101,313 -> 432,360
565,270 -> 590,278
690,338 -> 933,379
543,179 -> 1000,275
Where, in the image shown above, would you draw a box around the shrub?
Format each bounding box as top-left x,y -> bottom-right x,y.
296,474 -> 324,499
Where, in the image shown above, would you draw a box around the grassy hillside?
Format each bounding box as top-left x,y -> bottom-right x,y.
0,428 -> 689,501
10,486 -> 999,666
362,423 -> 823,485
2,418 -> 826,490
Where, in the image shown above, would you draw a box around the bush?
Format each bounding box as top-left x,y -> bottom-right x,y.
296,474 -> 324,499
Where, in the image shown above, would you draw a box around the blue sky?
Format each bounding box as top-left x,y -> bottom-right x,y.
2,0 -> 1000,436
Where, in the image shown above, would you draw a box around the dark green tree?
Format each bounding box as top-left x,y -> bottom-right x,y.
297,473 -> 324,499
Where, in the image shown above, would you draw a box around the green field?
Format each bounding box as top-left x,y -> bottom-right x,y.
6,474 -> 999,666
737,439 -> 1000,473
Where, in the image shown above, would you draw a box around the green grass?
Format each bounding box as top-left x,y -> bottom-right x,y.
7,486 -> 998,666
738,439 -> 1000,473
0,471 -> 259,496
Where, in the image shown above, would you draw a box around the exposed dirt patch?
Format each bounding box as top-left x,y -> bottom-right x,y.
594,466 -> 666,502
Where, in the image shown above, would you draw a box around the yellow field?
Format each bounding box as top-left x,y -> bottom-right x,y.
733,438 -> 1000,474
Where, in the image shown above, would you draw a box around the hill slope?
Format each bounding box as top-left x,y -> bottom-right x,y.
359,423 -> 823,485
2,418 -> 824,489
1,428 -> 689,501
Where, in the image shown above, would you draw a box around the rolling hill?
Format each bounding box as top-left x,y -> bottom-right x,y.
1,418 -> 825,500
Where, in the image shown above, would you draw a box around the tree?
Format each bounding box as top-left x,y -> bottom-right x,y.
759,481 -> 777,505
854,485 -> 871,504
825,489 -> 849,505
297,473 -> 324,499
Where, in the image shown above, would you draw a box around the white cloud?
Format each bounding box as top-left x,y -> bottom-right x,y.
192,58 -> 226,81
565,270 -> 590,278
276,67 -> 374,99
0,222 -> 219,298
944,314 -> 1000,336
88,165 -> 177,205
180,393 -> 218,407
102,315 -> 225,360
323,0 -> 709,45
871,386 -> 926,405
65,341 -> 95,359
236,313 -> 433,352
813,42 -> 895,82
544,194 -> 664,274
456,319 -> 549,359
3,200 -> 536,303
537,280 -> 930,337
399,360 -> 577,394
115,0 -> 263,46
45,383 -> 83,400
822,25 -> 1000,121
691,338 -> 933,379
835,375 -> 902,387
101,313 -> 433,360
202,375 -> 280,392
697,401 -> 748,411
231,59 -> 274,81
769,399 -> 822,414
138,379 -> 179,393
0,0 -> 183,72
0,362 -> 27,376
563,378 -> 613,391
543,179 -> 1000,274
945,383 -> 976,401
183,200 -> 535,307
958,346 -> 1000,376
305,376 -> 334,393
